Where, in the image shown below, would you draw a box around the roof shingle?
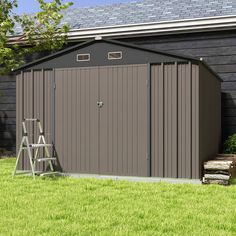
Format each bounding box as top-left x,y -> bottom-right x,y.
14,0 -> 236,33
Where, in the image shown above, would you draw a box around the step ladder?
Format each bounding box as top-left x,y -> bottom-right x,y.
13,118 -> 58,179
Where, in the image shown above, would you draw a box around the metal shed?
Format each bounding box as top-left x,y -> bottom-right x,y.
15,39 -> 221,179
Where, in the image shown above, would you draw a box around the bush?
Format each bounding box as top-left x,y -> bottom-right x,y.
224,134 -> 236,154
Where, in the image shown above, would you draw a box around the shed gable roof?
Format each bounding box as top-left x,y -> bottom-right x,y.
16,39 -> 198,71
15,39 -> 221,81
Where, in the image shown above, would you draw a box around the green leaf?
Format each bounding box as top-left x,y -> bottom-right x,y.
0,0 -> 73,74
224,134 -> 236,154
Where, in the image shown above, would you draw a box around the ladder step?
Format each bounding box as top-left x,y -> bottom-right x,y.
23,144 -> 53,149
37,157 -> 57,162
40,172 -> 61,176
30,144 -> 53,148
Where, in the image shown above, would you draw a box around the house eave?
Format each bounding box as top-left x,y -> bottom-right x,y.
9,15 -> 236,43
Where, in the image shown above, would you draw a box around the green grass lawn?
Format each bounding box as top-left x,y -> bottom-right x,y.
1,158 -> 236,236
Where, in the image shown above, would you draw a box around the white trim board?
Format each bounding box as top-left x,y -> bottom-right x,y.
9,15 -> 236,43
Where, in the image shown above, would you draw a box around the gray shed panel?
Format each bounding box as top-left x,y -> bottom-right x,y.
54,67 -> 99,173
177,63 -> 192,178
151,63 -> 192,178
151,63 -> 199,178
54,65 -> 147,176
99,65 -> 147,176
151,62 -> 220,179
16,69 -> 53,172
15,39 -> 221,179
199,64 -> 221,176
16,73 -> 23,169
191,64 -> 200,179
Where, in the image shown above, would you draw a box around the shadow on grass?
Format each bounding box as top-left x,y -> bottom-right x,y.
36,172 -> 68,181
230,178 -> 236,185
14,172 -> 68,181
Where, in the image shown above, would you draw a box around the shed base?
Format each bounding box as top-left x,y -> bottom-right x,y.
67,173 -> 202,184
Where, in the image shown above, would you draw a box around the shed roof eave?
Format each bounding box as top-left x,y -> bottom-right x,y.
9,15 -> 236,43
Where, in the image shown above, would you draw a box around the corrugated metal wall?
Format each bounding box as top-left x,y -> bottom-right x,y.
99,65 -> 147,176
54,67 -> 99,174
54,65 -> 148,176
16,62 -> 220,179
151,63 -> 200,179
16,70 -> 53,171
199,65 -> 221,175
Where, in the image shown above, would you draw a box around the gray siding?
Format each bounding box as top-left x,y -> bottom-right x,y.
0,75 -> 16,152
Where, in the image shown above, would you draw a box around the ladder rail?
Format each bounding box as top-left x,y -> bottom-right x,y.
33,134 -> 42,170
22,121 -> 27,135
12,137 -> 25,177
25,134 -> 36,179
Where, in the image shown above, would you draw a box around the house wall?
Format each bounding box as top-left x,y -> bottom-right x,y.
0,75 -> 16,152
122,30 -> 236,143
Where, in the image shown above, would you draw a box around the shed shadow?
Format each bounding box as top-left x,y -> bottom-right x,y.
45,148 -> 63,173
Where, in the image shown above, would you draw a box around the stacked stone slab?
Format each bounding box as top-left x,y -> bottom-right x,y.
202,154 -> 236,185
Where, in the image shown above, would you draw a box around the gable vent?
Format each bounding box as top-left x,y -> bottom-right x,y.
77,53 -> 90,62
108,51 -> 122,60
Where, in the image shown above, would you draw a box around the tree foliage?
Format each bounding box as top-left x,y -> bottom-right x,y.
0,0 -> 73,74
224,133 -> 236,154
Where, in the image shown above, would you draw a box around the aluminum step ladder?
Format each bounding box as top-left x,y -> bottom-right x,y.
13,118 -> 58,179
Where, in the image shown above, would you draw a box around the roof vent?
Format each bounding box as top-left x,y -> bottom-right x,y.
95,36 -> 102,40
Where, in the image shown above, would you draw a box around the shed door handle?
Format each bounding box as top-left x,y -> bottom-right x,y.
97,101 -> 104,108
